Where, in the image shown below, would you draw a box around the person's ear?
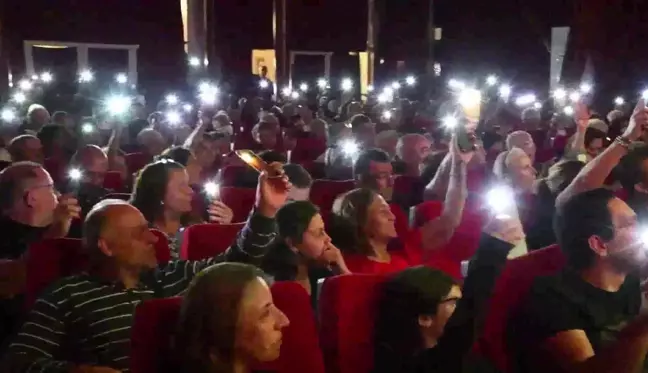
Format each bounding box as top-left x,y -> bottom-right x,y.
23,190 -> 37,208
98,237 -> 114,258
588,235 -> 609,257
285,237 -> 298,253
418,314 -> 434,329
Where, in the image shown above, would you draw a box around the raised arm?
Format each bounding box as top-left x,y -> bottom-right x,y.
182,117 -> 209,151
424,151 -> 452,201
557,99 -> 647,207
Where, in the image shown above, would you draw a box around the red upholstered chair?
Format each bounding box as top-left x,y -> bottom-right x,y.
150,229 -> 171,265
130,297 -> 182,373
180,223 -> 245,260
290,137 -> 327,163
300,161 -> 326,180
475,244 -> 566,372
615,188 -> 629,201
393,175 -> 419,197
125,152 -> 152,174
219,165 -> 248,187
319,274 -> 385,373
309,180 -> 356,211
43,157 -> 65,184
24,238 -> 85,309
219,187 -> 256,223
254,282 -> 326,373
410,200 -> 444,228
103,171 -> 124,191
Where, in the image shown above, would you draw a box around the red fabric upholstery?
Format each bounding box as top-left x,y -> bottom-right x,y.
219,187 -> 256,223
150,229 -> 171,264
125,152 -> 152,174
310,180 -> 355,211
410,200 -> 444,228
615,188 -> 629,201
319,274 -> 385,373
180,223 -> 245,260
24,238 -> 85,309
393,175 -> 419,197
290,137 -> 327,163
219,165 -> 249,187
254,282 -> 326,373
103,171 -> 124,191
43,157 -> 65,184
130,297 -> 182,373
300,161 -> 326,179
476,244 -> 566,372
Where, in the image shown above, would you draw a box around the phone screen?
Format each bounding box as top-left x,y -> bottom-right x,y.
235,150 -> 267,173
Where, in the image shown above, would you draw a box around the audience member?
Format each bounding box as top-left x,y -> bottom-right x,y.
396,134 -> 432,177
8,135 -> 44,164
283,163 -> 312,201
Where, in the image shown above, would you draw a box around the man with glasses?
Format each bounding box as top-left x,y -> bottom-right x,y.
0,161 -> 80,346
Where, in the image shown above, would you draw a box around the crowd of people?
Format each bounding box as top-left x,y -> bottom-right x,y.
0,73 -> 648,373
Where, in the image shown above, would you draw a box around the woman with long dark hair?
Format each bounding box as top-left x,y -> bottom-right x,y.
176,262 -> 290,373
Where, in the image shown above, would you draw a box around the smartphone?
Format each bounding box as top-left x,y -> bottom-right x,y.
458,94 -> 481,152
235,150 -> 283,179
456,121 -> 477,153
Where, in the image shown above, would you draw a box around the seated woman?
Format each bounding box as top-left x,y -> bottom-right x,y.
130,159 -> 233,258
262,201 -> 349,305
372,216 -> 522,373
176,262 -> 290,373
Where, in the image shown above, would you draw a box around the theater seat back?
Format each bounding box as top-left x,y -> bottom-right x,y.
476,244 -> 566,372
254,282 -> 326,373
103,171 -> 125,191
150,229 -> 171,264
220,187 -> 256,223
180,223 -> 245,260
310,180 -> 355,211
319,274 -> 385,373
125,152 -> 152,174
25,238 -> 85,309
130,297 -> 182,373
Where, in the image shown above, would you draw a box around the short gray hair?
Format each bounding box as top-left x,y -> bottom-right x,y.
83,199 -> 130,261
0,161 -> 42,211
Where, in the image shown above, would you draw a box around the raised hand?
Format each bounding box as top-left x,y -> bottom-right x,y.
46,194 -> 81,238
207,200 -> 234,224
623,98 -> 648,141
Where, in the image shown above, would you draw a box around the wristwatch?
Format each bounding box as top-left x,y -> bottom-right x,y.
615,136 -> 632,149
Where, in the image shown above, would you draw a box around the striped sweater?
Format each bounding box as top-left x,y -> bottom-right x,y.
2,212 -> 277,373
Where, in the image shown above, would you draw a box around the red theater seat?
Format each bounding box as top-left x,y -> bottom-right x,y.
290,137 -> 327,163
125,152 -> 152,174
43,157 -> 65,184
254,282 -> 326,373
130,297 -> 182,373
25,238 -> 85,309
103,171 -> 124,191
180,223 -> 245,260
393,175 -> 419,196
150,229 -> 171,265
219,187 -> 256,223
310,180 -> 355,211
219,165 -> 248,187
319,274 -> 385,373
476,244 -> 565,372
300,161 -> 326,180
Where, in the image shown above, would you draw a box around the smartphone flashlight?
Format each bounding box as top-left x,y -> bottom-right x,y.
81,123 -> 95,134
106,95 -> 131,116
485,186 -> 515,219
68,168 -> 83,181
204,181 -> 220,199
340,140 -> 359,157
235,150 -> 268,174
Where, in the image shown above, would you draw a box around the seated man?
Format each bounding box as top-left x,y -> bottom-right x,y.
1,165 -> 290,372
8,135 -> 44,164
508,189 -> 648,373
0,162 -> 80,345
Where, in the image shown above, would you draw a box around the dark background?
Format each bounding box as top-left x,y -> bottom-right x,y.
1,0 -> 647,105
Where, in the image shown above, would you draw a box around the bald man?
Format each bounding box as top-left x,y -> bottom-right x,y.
71,145 -> 109,187
3,167 -> 290,372
396,133 -> 432,176
137,127 -> 167,157
8,135 -> 44,164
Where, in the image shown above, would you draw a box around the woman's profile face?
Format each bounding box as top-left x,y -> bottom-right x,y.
293,213 -> 331,260
364,194 -> 397,241
163,168 -> 194,214
235,277 -> 290,362
420,285 -> 462,341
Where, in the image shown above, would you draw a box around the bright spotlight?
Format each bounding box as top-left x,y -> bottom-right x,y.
448,79 -> 465,90
615,96 -> 625,106
281,86 -> 292,97
377,93 -> 389,104
341,140 -> 359,157
1,109 -> 16,122
106,95 -> 131,115
486,185 -> 515,219
68,168 -> 83,181
81,123 -> 95,134
563,106 -> 574,116
486,75 -> 498,86
406,76 -> 416,86
533,102 -> 542,110
259,80 -> 269,89
514,94 -> 536,107
299,83 -> 308,92
79,70 -> 94,83
18,79 -> 32,91
391,81 -> 401,90
183,103 -> 193,113
115,73 -> 128,84
499,84 -> 512,98
642,90 -> 648,101
204,182 -> 220,198
553,88 -> 567,100
341,78 -> 353,92
442,115 -> 459,129
189,56 -> 201,67
458,88 -> 482,108
580,83 -> 593,94
317,78 -> 327,89
13,92 -> 26,104
569,91 -> 581,103
166,94 -> 179,105
290,91 -> 300,100
40,72 -> 53,83
367,85 -> 374,92
166,111 -> 181,125
382,110 -> 393,120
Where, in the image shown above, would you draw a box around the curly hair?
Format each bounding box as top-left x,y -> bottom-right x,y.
330,188 -> 378,256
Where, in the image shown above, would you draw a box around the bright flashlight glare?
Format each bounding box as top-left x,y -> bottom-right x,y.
642,90 -> 648,101
382,110 -> 393,120
615,96 -> 625,106
1,109 -> 16,122
383,87 -> 395,96
81,123 -> 94,134
458,88 -> 482,108
79,70 -> 94,83
281,87 -> 292,97
299,83 -> 308,92
204,182 -> 220,198
18,79 -> 32,91
367,85 -> 374,92
391,81 -> 401,90
406,76 -> 416,86
377,93 -> 390,104
341,78 -> 353,92
198,83 -> 218,105
115,73 -> 128,84
40,72 -> 53,83
68,168 -> 83,181
563,106 -> 574,116
341,140 -> 359,157
13,92 -> 26,104
486,186 -> 515,218
259,80 -> 269,89
640,229 -> 648,246
486,75 -> 498,86
317,78 -> 327,89
443,115 -> 459,129
499,84 -> 512,98
189,56 -> 201,67
291,91 -> 300,100
533,102 -> 542,110
183,104 -> 193,113
569,91 -> 581,103
448,79 -> 465,90
166,94 -> 179,105
166,111 -> 181,125
515,94 -> 536,107
580,83 -> 592,94
106,95 -> 131,115
553,88 -> 567,100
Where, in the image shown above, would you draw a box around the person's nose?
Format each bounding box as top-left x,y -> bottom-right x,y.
276,308 -> 290,329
